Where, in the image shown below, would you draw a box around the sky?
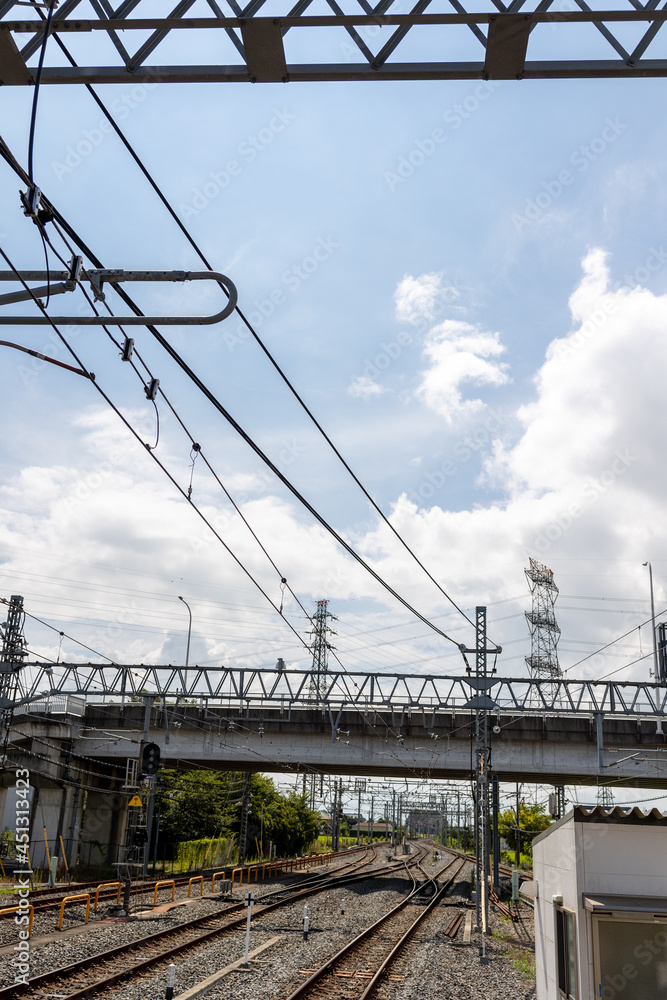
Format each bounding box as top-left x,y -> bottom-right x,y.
1,3 -> 667,800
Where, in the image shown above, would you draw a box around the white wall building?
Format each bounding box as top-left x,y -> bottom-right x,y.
532,805 -> 667,1000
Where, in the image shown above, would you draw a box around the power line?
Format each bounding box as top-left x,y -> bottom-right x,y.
0,238 -> 313,659
563,608 -> 667,674
19,24 -> 483,642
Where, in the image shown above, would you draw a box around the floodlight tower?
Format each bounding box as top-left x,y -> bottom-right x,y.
308,600 -> 337,701
525,558 -> 563,681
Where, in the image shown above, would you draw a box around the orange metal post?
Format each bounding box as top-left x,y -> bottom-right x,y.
58,894 -> 90,931
0,905 -> 33,938
211,871 -> 226,893
93,882 -> 121,912
153,880 -> 176,905
188,876 -> 204,898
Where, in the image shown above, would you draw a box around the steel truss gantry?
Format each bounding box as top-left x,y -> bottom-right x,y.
1,1 -> 667,84
12,661 -> 667,720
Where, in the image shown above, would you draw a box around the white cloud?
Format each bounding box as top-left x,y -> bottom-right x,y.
394,271 -> 458,326
415,319 -> 509,424
4,250 -> 667,684
347,375 -> 386,399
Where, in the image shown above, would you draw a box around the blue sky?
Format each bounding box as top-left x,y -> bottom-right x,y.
1,14 -> 667,714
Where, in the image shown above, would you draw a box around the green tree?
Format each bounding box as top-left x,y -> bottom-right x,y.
498,801 -> 551,859
157,770 -> 319,856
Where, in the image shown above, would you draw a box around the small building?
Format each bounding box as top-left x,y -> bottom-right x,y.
532,805 -> 667,999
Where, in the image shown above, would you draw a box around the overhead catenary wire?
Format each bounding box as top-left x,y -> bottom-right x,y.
4,598 -> 119,663
35,218 -> 319,636
0,141 -> 467,659
0,239 -> 313,658
12,24 -> 485,645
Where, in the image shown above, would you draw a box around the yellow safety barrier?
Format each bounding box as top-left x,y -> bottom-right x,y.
231,867 -> 243,887
188,876 -> 204,898
211,871 -> 226,893
153,880 -> 175,905
58,893 -> 90,931
0,905 -> 33,938
94,881 -> 121,912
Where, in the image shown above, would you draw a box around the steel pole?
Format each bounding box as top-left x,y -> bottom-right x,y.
643,563 -> 659,681
178,596 -> 192,693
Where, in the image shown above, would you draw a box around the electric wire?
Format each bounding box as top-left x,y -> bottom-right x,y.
39,217 -> 319,635
14,25 -> 484,643
4,599 -> 119,663
0,239 -> 312,659
26,0 -> 55,184
0,177 -> 470,655
563,607 -> 667,674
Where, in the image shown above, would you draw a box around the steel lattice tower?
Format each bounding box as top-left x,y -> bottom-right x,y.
0,595 -> 28,758
525,558 -> 562,680
308,600 -> 336,701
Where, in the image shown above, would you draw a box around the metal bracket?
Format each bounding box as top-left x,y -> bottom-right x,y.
0,269 -> 238,325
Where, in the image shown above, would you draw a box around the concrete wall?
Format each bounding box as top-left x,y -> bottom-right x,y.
534,816 -> 582,1000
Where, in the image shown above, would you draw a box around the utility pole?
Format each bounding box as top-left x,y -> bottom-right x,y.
462,605 -> 498,966
515,783 -> 522,868
238,772 -> 252,865
0,595 -> 28,755
357,786 -> 362,846
457,789 -> 460,851
492,775 -> 500,892
643,562 -> 659,682
369,795 -> 374,843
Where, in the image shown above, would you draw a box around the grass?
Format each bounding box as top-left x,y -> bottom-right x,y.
512,955 -> 537,979
492,915 -> 536,981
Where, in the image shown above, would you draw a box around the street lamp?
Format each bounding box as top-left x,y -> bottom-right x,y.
642,563 -> 659,681
178,596 -> 192,692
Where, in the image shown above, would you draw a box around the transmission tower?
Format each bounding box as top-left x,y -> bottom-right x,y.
597,785 -> 614,809
308,600 -> 337,701
525,558 -> 562,680
0,595 -> 28,759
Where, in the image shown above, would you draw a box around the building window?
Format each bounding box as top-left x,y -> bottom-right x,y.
556,906 -> 577,998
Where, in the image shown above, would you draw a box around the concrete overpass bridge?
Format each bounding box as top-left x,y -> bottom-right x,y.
3,663 -> 667,867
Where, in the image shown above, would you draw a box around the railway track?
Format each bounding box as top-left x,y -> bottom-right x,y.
283,852 -> 469,1000
0,843 -> 408,1000
0,845 -> 370,915
440,845 -> 532,880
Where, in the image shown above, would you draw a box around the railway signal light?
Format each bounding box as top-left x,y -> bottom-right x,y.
141,742 -> 161,775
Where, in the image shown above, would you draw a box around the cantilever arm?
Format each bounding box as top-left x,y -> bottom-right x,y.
0,340 -> 92,377
0,269 -> 238,326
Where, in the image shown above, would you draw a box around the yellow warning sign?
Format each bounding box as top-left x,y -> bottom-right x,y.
128,795 -> 143,807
